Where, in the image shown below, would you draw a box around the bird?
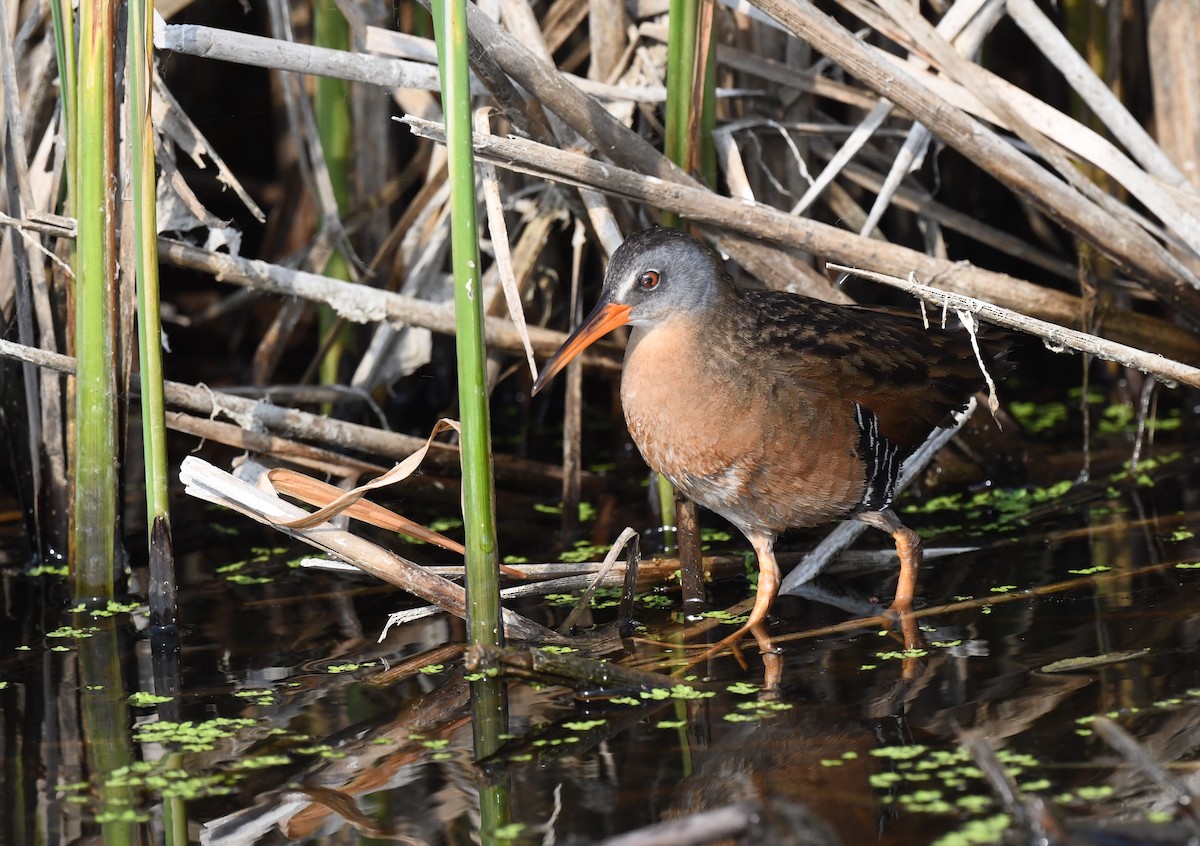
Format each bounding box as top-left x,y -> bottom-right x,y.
531,227 -> 1004,664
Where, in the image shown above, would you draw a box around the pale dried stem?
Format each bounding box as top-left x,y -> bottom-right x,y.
476,109 -> 538,382
1006,0 -> 1189,186
747,0 -> 1200,322
264,0 -> 352,275
403,118 -> 1200,367
178,456 -> 563,643
0,336 -> 574,490
157,238 -> 623,374
829,264 -> 1200,390
0,0 -> 68,536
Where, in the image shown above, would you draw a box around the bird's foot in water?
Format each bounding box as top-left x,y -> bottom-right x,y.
874,598 -> 922,652
865,604 -> 925,680
680,620 -> 782,689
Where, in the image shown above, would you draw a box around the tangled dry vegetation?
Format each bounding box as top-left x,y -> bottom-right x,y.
2,0 -> 1200,589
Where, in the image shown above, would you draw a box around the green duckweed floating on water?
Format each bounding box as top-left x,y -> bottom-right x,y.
96,808 -> 152,824
491,822 -> 527,842
543,593 -> 579,607
1009,400 -> 1068,433
721,699 -> 792,724
699,609 -> 749,624
47,625 -> 99,639
68,599 -> 142,617
104,762 -> 245,799
869,772 -> 902,788
559,540 -> 613,563
563,720 -> 607,731
226,574 -> 273,585
666,684 -> 714,700
533,501 -> 597,521
955,795 -> 991,813
876,649 -> 928,660
930,813 -> 1011,846
428,517 -> 464,533
134,717 -> 258,752
228,754 -> 291,771
29,564 -> 69,577
128,691 -> 173,706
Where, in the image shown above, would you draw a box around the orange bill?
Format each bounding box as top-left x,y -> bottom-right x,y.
531,301 -> 632,395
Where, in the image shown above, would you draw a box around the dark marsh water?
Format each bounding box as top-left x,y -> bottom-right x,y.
4,399 -> 1200,846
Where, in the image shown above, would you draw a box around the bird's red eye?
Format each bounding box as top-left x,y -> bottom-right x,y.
639,270 -> 660,290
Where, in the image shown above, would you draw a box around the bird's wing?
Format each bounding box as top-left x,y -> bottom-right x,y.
736,292 -> 998,449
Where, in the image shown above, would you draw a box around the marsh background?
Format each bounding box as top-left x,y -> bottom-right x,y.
3,0 -> 1200,842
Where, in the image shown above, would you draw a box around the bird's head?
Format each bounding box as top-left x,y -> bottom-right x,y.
531,228 -> 722,395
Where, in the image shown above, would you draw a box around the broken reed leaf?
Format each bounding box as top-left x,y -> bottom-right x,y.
1039,648 -> 1151,673
267,468 -> 466,554
268,419 -> 461,531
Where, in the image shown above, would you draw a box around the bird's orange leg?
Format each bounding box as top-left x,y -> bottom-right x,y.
858,508 -> 923,612
687,533 -> 781,671
858,509 -> 924,652
890,524 -> 922,613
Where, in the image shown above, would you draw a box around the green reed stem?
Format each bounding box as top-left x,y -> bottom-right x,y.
314,0 -> 353,386
128,0 -> 168,541
660,0 -> 699,536
78,617 -> 136,846
48,0 -> 76,213
479,773 -> 512,843
130,0 -> 176,627
665,0 -> 700,186
432,0 -> 502,664
656,473 -> 677,551
73,0 -> 118,598
661,0 -> 715,545
665,0 -> 716,188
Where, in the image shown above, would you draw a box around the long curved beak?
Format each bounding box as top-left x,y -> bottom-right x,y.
531,301 -> 632,395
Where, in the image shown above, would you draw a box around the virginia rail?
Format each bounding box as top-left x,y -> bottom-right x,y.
532,227 -> 999,662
